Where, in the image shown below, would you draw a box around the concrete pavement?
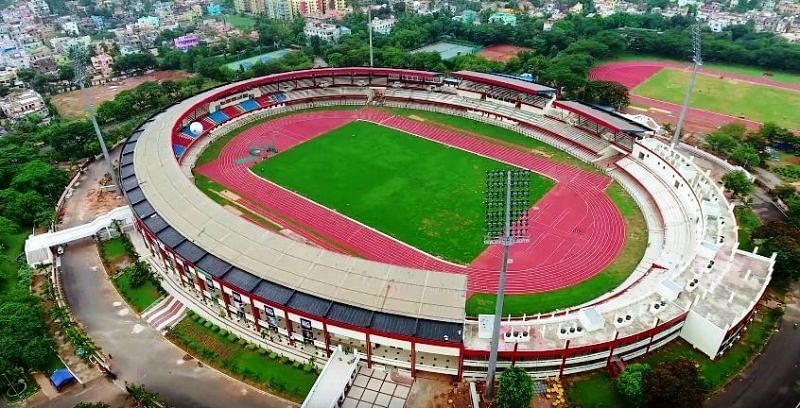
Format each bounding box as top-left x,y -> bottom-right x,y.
59,239 -> 296,408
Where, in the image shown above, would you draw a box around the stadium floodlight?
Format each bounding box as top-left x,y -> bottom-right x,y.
367,2 -> 374,67
72,45 -> 117,192
671,24 -> 703,148
483,169 -> 530,400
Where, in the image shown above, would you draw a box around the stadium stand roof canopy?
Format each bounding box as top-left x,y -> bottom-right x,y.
452,71 -> 557,95
130,78 -> 468,332
553,100 -> 652,134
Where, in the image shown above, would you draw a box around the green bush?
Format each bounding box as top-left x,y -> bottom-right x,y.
279,356 -> 288,364
303,363 -> 313,373
227,333 -> 238,342
219,330 -> 228,337
269,352 -> 278,359
203,321 -> 212,328
197,318 -> 206,325
238,338 -> 248,346
186,309 -> 195,317
775,164 -> 800,180
293,361 -> 301,369
212,325 -> 220,332
258,348 -> 267,355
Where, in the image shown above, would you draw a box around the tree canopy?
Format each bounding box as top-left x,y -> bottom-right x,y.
496,367 -> 534,408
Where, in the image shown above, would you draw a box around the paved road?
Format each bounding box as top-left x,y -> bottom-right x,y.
58,239 -> 295,408
707,285 -> 800,408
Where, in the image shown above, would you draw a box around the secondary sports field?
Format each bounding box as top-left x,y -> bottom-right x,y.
253,120 -> 555,264
634,68 -> 800,129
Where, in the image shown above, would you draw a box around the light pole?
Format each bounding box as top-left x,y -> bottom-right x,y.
671,24 -> 702,148
483,169 -> 530,400
71,45 -> 117,191
367,3 -> 374,67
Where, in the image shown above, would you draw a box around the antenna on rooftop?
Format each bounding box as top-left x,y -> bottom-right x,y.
671,24 -> 703,148
72,45 -> 117,192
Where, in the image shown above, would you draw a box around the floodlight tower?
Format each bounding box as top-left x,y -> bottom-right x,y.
72,45 -> 117,191
671,24 -> 703,148
483,169 -> 531,400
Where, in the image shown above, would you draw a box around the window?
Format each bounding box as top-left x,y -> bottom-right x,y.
638,152 -> 645,160
205,275 -> 214,289
232,292 -> 242,303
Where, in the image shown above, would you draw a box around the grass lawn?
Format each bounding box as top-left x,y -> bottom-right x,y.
219,14 -> 256,30
113,270 -> 162,312
168,316 -> 317,400
102,237 -> 127,263
634,68 -> 800,129
734,206 -> 760,251
465,182 -> 647,315
567,306 -> 783,407
253,120 -> 555,264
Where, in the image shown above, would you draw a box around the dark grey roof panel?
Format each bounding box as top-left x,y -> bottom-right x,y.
195,253 -> 230,277
128,129 -> 144,142
132,200 -> 155,218
143,214 -> 169,234
120,154 -> 134,166
327,303 -> 373,327
156,226 -> 185,248
122,142 -> 136,155
125,187 -> 146,205
415,319 -> 462,343
252,280 -> 294,305
174,240 -> 206,264
120,164 -> 135,179
122,175 -> 139,192
222,267 -> 260,292
287,292 -> 331,316
371,312 -> 416,335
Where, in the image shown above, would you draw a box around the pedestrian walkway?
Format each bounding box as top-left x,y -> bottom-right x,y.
342,367 -> 411,408
142,295 -> 185,332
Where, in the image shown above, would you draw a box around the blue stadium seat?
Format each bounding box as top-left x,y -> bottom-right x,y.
208,110 -> 230,124
240,99 -> 260,112
173,144 -> 187,156
271,92 -> 287,103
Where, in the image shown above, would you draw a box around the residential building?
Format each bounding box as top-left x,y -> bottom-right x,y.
303,21 -> 348,41
207,3 -> 223,15
292,0 -> 323,15
488,11 -> 517,25
91,53 -> 113,77
0,68 -> 16,87
369,17 -> 395,35
27,0 -> 51,16
137,16 -> 161,30
266,0 -> 293,19
234,0 -> 267,15
62,21 -> 80,35
0,89 -> 48,121
174,33 -> 201,51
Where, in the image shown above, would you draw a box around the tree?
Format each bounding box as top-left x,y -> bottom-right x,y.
496,367 -> 534,408
706,123 -> 745,154
124,261 -> 154,288
581,80 -> 630,109
0,189 -> 53,226
0,298 -> 57,375
10,160 -> 69,202
730,143 -> 761,168
753,221 -> 800,283
644,359 -> 706,408
617,363 -> 650,406
0,215 -> 18,235
722,170 -> 754,198
37,120 -> 98,161
113,53 -> 157,74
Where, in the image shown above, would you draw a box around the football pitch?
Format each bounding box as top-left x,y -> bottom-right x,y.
634,68 -> 800,129
252,120 -> 556,264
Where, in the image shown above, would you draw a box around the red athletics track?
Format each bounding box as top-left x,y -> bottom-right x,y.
589,60 -> 800,132
196,109 -> 626,295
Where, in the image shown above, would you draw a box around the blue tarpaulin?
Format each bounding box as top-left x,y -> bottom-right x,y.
50,368 -> 75,391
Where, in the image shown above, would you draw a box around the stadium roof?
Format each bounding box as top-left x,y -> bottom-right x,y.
553,101 -> 652,134
130,77 -> 468,326
452,71 -> 556,95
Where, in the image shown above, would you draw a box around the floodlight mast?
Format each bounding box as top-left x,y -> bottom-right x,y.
367,3 -> 374,67
73,45 -> 117,192
671,24 -> 703,148
483,169 -> 530,400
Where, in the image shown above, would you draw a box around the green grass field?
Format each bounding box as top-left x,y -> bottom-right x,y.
102,237 -> 128,262
634,68 -> 800,129
219,14 -> 256,30
113,271 -> 162,312
169,317 -> 317,400
253,120 -> 555,264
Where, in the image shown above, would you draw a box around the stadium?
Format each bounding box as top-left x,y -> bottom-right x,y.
120,67 -> 774,384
